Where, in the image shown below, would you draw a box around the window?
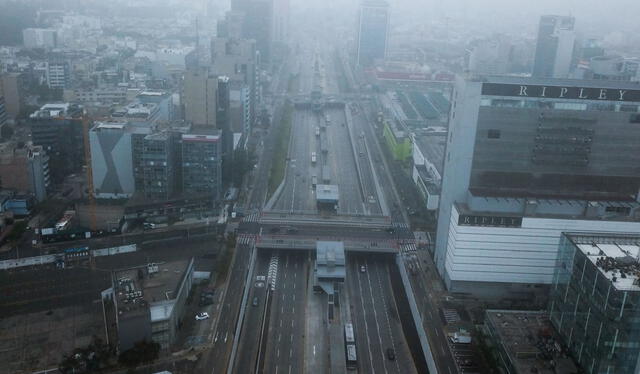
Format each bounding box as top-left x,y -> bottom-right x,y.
488,129 -> 501,139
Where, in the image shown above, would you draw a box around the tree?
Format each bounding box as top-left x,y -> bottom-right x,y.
118,340 -> 160,369
58,336 -> 113,373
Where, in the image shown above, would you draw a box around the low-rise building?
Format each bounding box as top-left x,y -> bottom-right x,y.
315,241 -> 346,295
107,259 -> 194,351
484,309 -> 578,374
411,128 -> 446,211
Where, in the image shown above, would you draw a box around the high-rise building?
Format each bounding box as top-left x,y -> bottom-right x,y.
434,76 -> 640,298
140,131 -> 178,201
550,233 -> 640,374
181,129 -> 222,202
90,121 -> 151,199
242,0 -> 274,65
356,0 -> 390,67
466,36 -> 512,76
29,103 -> 85,184
532,15 -> 576,78
183,66 -> 218,127
46,60 -> 70,89
211,37 -> 259,137
0,73 -> 24,119
22,28 -> 57,49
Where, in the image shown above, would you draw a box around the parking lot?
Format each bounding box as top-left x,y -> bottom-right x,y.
0,303 -> 105,374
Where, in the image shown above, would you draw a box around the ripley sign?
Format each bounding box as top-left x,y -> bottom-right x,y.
481,83 -> 640,102
458,214 -> 523,228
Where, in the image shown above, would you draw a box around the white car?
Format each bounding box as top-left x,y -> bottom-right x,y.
195,312 -> 210,321
360,265 -> 366,273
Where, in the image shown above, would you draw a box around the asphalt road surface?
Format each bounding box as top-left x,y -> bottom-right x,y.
263,252 -> 308,374
347,254 -> 417,374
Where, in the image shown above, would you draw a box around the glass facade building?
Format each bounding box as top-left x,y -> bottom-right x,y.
549,233 -> 640,374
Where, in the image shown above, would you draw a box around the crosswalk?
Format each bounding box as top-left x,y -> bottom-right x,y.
442,308 -> 461,325
401,242 -> 418,253
243,212 -> 261,223
237,234 -> 255,245
392,222 -> 410,230
267,254 -> 280,291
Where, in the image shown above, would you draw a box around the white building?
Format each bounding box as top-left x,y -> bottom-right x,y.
22,28 -> 57,49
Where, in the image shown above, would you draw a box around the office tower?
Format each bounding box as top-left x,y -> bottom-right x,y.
181,129 -> 222,202
466,36 -> 512,76
29,103 -> 85,184
434,76 -> 640,298
0,142 -> 50,202
90,121 -> 152,199
356,0 -> 390,67
140,131 -> 178,201
183,66 -> 218,127
550,233 -> 640,374
211,37 -> 259,136
532,15 -> 576,78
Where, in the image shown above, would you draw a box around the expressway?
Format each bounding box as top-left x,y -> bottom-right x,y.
347,254 -> 417,374
232,251 -> 271,374
262,252 -> 308,374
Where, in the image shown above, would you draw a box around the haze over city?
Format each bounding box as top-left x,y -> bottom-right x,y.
0,0 -> 639,373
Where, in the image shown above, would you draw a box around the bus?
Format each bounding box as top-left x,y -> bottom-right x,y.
311,152 -> 317,164
346,344 -> 357,370
345,323 -> 355,344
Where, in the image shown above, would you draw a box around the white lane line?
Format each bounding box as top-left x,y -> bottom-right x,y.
435,329 -> 439,337
275,365 -> 278,374
277,349 -> 280,357
365,260 -> 389,374
355,261 -> 376,374
290,348 -> 293,357
214,332 -> 219,342
291,320 -> 294,328
224,332 -> 228,343
289,366 -> 292,374
293,283 -> 296,289
281,306 -> 284,314
280,319 -> 283,327
290,334 -> 293,342
278,333 -> 281,342
313,345 -> 316,356
293,294 -> 296,301
292,306 -> 295,314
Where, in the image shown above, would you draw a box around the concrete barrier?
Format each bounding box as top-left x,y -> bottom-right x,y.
395,254 -> 438,374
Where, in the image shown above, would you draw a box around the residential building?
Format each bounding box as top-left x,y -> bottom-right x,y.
90,121 -> 151,199
356,0 -> 390,67
107,259 -> 194,351
63,86 -> 128,104
434,76 -> 640,298
29,103 -> 85,184
0,73 -> 24,119
22,28 -> 57,49
181,129 -> 222,203
46,60 -> 70,89
0,142 -> 50,202
550,233 -> 640,374
532,15 -> 576,78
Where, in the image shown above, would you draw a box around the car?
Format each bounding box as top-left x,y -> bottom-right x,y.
195,312 -> 210,321
360,265 -> 366,273
386,348 -> 395,361
286,227 -> 299,234
252,296 -> 259,306
269,227 -> 281,233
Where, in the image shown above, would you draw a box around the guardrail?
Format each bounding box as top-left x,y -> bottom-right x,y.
255,236 -> 398,253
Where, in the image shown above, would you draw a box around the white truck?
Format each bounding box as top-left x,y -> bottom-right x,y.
449,331 -> 471,344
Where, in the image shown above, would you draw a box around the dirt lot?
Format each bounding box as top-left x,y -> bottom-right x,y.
0,303 -> 105,374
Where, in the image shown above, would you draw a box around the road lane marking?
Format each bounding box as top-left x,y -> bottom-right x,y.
290,334 -> 293,342
224,332 -> 228,343
293,294 -> 295,301
279,333 -> 281,342
292,306 -> 295,314
280,320 -> 283,327
214,332 -> 219,342
289,366 -> 292,374
435,329 -> 439,337
277,349 -> 280,357
290,348 -> 293,357
313,345 -> 316,356
291,320 -> 294,327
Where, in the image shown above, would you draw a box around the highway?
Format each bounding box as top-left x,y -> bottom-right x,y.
232,250 -> 271,374
262,253 -> 308,374
346,254 -> 417,374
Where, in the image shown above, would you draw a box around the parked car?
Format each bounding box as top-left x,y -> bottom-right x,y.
252,297 -> 259,306
360,265 -> 366,273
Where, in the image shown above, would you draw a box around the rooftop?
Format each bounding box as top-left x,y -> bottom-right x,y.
414,131 -> 446,177
316,241 -> 346,279
113,260 -> 190,320
567,233 -> 640,292
481,75 -> 640,91
485,310 -> 578,374
30,103 -> 81,119
316,184 -> 339,202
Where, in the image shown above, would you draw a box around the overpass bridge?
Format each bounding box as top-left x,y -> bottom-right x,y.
255,235 -> 398,253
